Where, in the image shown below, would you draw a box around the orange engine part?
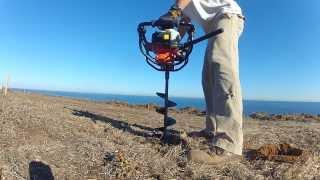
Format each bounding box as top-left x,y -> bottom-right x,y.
153,45 -> 178,64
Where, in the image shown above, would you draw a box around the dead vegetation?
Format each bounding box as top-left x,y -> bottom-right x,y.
0,92 -> 320,179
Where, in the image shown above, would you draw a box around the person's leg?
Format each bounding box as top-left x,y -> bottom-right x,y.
202,14 -> 244,155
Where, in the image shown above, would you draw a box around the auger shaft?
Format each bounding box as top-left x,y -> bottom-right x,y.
164,70 -> 170,130
156,67 -> 177,134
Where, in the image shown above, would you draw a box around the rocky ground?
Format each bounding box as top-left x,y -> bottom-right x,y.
0,91 -> 320,179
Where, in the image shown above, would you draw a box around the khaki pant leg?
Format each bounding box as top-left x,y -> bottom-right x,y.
202,14 -> 244,155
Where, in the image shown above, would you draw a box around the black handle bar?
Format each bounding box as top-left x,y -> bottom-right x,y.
181,28 -> 224,48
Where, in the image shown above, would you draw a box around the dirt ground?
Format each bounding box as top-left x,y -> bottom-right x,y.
0,91 -> 320,179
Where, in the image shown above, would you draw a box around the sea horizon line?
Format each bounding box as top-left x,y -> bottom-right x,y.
10,87 -> 320,104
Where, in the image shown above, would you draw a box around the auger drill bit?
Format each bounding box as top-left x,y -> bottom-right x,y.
156,71 -> 177,133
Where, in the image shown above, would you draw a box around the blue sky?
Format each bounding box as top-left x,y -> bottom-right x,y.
0,0 -> 320,101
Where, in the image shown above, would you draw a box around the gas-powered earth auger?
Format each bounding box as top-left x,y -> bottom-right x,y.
138,19 -> 223,139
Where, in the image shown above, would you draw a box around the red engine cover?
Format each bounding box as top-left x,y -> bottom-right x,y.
152,44 -> 178,64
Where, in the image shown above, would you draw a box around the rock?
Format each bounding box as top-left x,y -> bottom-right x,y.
284,115 -> 297,121
273,114 -> 283,120
249,112 -> 270,120
302,113 -> 316,119
105,100 -> 129,107
180,107 -> 199,113
179,107 -> 204,116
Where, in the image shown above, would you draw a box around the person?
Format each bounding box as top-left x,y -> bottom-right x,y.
159,0 -> 245,163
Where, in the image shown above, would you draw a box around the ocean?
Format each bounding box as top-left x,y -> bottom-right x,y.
14,89 -> 320,116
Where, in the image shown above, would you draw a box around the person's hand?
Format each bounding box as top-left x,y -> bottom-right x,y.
178,15 -> 191,38
156,5 -> 182,29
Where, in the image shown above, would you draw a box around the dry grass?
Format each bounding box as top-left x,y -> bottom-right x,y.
0,91 -> 320,179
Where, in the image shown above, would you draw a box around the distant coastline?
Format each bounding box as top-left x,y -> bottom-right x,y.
12,88 -> 320,115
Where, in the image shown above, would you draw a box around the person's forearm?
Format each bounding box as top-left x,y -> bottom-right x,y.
174,0 -> 191,38
175,0 -> 191,9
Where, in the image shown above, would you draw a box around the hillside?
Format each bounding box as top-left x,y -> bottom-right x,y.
0,92 -> 319,179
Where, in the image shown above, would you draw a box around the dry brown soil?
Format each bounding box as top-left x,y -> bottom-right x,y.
0,92 -> 320,179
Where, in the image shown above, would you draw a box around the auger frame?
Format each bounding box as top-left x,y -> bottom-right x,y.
138,20 -> 224,136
